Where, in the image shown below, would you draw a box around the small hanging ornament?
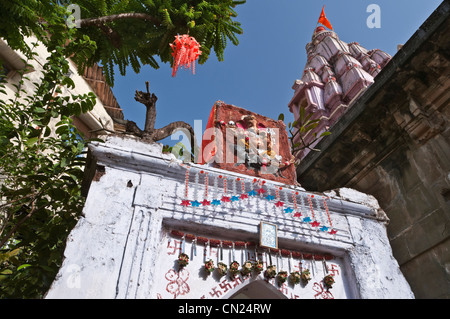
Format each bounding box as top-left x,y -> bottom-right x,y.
221,176 -> 231,203
170,34 -> 202,77
231,178 -> 240,203
276,270 -> 288,285
300,254 -> 311,284
181,235 -> 186,254
300,268 -> 312,284
217,262 -> 228,277
241,260 -> 253,276
289,271 -> 301,285
177,235 -> 189,268
204,259 -> 215,275
275,187 -> 284,208
265,265 -> 277,279
202,172 -> 211,206
293,192 -> 302,218
253,260 -> 264,274
239,178 -> 248,200
194,171 -> 199,201
204,239 -> 210,262
307,195 -> 318,227
229,261 -> 240,278
232,241 -> 235,261
322,196 -> 337,235
192,236 -> 197,259
178,253 -> 189,268
322,257 -> 329,275
180,167 -> 191,207
323,274 -> 335,289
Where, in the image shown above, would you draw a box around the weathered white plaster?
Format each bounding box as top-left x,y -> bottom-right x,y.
45,136 -> 414,299
0,36 -> 114,133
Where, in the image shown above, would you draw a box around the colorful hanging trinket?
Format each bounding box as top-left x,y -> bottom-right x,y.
323,274 -> 335,289
217,262 -> 228,277
178,253 -> 189,268
180,167 -> 191,207
170,34 -> 202,77
276,270 -> 288,285
265,265 -> 277,279
204,259 -> 215,275
229,261 -> 240,278
300,269 -> 312,284
289,271 -> 301,285
241,261 -> 253,276
178,234 -> 189,268
253,260 -> 264,274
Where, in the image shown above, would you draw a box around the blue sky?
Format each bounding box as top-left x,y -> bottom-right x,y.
110,0 -> 442,147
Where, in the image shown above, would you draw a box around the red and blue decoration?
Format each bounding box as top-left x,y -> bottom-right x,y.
179,166 -> 338,236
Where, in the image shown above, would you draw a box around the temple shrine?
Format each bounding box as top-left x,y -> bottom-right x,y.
45,9 -> 414,300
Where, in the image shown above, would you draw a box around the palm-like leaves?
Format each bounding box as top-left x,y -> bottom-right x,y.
68,0 -> 246,85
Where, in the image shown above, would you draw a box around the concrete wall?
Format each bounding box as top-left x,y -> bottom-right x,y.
45,136 -> 413,299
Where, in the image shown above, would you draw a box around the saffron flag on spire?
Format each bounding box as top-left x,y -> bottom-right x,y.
318,5 -> 333,30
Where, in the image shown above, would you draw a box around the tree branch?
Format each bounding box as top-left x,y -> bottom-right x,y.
128,82 -> 198,161
153,121 -> 198,162
0,194 -> 47,249
79,13 -> 161,28
152,121 -> 195,143
98,24 -> 122,48
134,81 -> 157,134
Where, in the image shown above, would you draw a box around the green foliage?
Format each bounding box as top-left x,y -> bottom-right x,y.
0,15 -> 97,298
279,107 -> 331,166
0,1 -> 50,57
63,0 -> 246,85
0,0 -> 246,298
163,141 -> 195,162
1,1 -> 246,86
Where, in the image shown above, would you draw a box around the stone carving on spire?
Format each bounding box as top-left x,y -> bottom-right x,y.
288,26 -> 392,160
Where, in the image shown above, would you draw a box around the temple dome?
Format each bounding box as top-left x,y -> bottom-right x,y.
288,26 -> 392,157
290,27 -> 391,113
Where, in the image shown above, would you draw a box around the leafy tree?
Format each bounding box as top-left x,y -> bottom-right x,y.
278,108 -> 331,166
0,5 -> 97,298
0,1 -> 55,57
0,0 -> 246,297
63,0 -> 246,85
1,0 -> 246,85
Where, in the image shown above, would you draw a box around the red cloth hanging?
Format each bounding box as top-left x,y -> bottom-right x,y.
169,34 -> 202,77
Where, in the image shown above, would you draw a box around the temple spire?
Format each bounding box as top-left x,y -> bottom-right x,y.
288,17 -> 392,160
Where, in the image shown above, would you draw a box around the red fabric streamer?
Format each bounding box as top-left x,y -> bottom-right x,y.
169,34 -> 202,77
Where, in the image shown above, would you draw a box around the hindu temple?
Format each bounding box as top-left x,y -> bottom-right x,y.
44,9 -> 417,300
288,26 -> 391,159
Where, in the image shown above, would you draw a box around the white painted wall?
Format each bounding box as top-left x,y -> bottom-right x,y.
0,36 -> 114,134
45,135 -> 414,299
